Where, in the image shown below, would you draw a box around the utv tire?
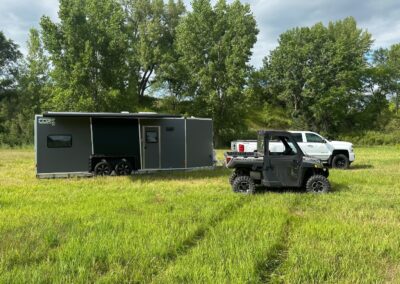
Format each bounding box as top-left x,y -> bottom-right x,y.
94,161 -> 112,176
332,154 -> 349,169
306,175 -> 330,194
115,159 -> 132,176
232,175 -> 255,194
229,172 -> 238,186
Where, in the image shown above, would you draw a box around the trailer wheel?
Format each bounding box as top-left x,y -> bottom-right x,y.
94,161 -> 112,176
115,159 -> 132,176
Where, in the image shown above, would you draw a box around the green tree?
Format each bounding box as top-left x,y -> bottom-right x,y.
10,28 -> 52,144
175,0 -> 258,145
122,0 -> 186,101
21,29 -> 50,114
0,31 -> 22,144
40,0 -> 134,112
263,17 -> 372,135
387,44 -> 400,113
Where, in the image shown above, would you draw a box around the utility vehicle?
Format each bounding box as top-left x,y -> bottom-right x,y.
225,130 -> 331,194
231,131 -> 354,169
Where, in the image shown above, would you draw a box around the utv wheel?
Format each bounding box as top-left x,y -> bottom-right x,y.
332,154 -> 349,169
306,175 -> 331,194
115,159 -> 132,176
229,172 -> 238,185
94,161 -> 111,176
232,175 -> 255,194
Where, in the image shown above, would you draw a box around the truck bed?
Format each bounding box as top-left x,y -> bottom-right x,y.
224,151 -> 263,168
225,151 -> 258,157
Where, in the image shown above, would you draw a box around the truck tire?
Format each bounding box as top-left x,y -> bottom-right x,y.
232,175 -> 255,194
115,159 -> 132,176
332,154 -> 349,169
306,175 -> 330,194
94,160 -> 112,176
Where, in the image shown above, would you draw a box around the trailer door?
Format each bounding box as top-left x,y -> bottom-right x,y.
143,126 -> 161,169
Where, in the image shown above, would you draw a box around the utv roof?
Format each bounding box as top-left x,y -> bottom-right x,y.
42,112 -> 182,119
257,130 -> 294,136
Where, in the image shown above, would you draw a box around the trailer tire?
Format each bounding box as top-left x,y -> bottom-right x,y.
115,159 -> 132,176
306,175 -> 330,194
94,161 -> 112,176
232,175 -> 255,194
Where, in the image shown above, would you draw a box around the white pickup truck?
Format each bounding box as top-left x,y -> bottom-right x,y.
231,131 -> 355,169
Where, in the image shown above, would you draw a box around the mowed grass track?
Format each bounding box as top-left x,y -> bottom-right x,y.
1,147 -> 400,283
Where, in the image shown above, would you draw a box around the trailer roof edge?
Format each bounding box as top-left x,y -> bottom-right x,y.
42,112 -> 182,118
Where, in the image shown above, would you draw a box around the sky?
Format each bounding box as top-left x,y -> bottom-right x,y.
1,0 -> 399,68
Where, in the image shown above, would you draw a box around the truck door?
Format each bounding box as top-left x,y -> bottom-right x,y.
304,132 -> 331,161
143,126 -> 161,169
263,135 -> 302,187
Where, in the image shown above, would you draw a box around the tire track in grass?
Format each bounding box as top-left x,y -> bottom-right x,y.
256,195 -> 302,282
151,196 -> 251,281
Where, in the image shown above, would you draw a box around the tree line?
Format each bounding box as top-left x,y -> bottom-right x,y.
0,0 -> 399,146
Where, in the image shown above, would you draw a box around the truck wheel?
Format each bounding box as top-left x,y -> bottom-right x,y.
229,172 -> 238,185
232,175 -> 255,194
94,161 -> 111,176
332,154 -> 349,169
115,159 -> 132,175
306,175 -> 330,194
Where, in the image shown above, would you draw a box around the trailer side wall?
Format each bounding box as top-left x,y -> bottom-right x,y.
36,116 -> 92,174
186,119 -> 213,167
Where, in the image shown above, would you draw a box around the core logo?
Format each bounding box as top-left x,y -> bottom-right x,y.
38,118 -> 56,126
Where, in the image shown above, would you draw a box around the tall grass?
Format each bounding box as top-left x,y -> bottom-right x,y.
1,146 -> 400,282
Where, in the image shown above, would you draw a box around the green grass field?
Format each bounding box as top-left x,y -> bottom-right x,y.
1,147 -> 400,283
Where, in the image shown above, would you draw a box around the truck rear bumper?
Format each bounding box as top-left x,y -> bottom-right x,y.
349,152 -> 355,162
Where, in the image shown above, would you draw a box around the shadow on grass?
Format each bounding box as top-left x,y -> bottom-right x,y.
254,181 -> 349,194
329,181 -> 350,193
129,166 -> 230,182
348,164 -> 374,170
255,186 -> 306,195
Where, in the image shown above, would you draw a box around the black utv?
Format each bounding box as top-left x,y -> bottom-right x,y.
225,130 -> 331,194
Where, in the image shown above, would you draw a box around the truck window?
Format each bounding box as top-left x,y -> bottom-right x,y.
47,135 -> 72,148
306,133 -> 325,143
269,136 -> 297,156
291,133 -> 303,142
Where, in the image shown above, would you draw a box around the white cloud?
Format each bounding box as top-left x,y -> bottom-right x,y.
1,0 -> 399,68
0,0 -> 58,53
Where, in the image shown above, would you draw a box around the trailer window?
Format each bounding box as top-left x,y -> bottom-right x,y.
146,131 -> 158,143
47,135 -> 72,148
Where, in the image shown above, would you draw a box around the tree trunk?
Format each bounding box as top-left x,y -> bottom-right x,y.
138,66 -> 154,101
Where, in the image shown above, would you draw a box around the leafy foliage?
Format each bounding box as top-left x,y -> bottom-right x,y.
0,32 -> 22,145
262,17 -> 373,135
1,1 -> 400,146
40,0 -> 134,111
174,0 -> 258,145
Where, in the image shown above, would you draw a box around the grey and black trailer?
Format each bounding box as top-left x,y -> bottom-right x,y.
35,112 -> 214,178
